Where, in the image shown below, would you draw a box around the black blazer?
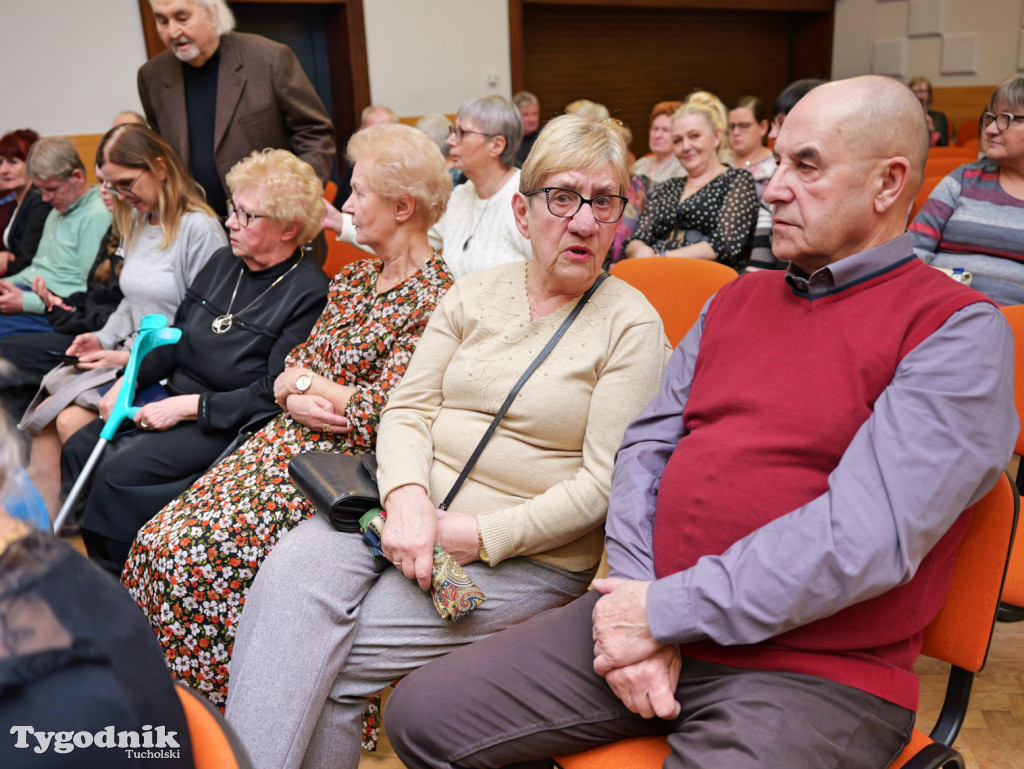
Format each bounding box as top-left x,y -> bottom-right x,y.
4,186 -> 51,275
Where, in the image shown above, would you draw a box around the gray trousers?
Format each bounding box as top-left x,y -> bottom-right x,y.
224,513 -> 593,769
386,590 -> 916,769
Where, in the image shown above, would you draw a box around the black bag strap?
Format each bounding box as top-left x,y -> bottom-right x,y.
438,272 -> 609,510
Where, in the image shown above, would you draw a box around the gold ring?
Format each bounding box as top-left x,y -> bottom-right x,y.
323,422 -> 331,434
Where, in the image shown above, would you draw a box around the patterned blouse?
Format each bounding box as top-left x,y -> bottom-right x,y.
626,168 -> 759,271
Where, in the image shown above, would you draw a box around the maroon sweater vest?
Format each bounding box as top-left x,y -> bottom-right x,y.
653,256 -> 991,710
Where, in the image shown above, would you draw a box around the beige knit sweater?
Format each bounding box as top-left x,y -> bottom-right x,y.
375,262 -> 670,573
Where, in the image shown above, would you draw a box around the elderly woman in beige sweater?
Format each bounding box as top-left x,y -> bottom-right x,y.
223,114 -> 671,769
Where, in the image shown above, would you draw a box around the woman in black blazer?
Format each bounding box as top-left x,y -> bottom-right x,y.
0,129 -> 51,276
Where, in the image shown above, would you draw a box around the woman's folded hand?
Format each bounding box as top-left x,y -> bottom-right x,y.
284,393 -> 350,434
381,484 -> 439,591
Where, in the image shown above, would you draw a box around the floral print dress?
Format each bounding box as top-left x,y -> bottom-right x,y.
122,252 -> 453,706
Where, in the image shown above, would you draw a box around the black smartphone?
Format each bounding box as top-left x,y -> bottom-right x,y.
45,349 -> 80,364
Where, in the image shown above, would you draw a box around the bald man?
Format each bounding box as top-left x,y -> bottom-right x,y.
384,76 -> 1018,769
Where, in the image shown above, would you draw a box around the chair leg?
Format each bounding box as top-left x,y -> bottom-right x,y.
997,603 -> 1024,622
898,741 -> 966,769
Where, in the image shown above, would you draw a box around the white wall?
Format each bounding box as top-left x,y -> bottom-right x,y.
7,0 -> 1024,139
833,0 -> 1024,85
362,0 -> 511,116
1,0 -> 146,136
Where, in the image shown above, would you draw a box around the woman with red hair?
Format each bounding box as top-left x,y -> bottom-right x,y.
0,129 -> 50,277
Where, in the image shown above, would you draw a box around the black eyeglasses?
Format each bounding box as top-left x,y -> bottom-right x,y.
226,199 -> 269,228
101,173 -> 143,201
448,125 -> 495,143
523,187 -> 627,224
982,112 -> 1024,131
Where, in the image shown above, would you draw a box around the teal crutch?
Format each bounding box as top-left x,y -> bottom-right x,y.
52,315 -> 182,535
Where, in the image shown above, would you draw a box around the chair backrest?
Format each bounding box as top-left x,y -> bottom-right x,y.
924,156 -> 971,180
955,117 -> 980,146
324,179 -> 338,204
925,146 -> 977,160
175,681 -> 253,769
323,237 -> 372,280
609,257 -> 738,347
920,472 -> 1018,671
909,175 -> 945,222
996,304 -> 1024,611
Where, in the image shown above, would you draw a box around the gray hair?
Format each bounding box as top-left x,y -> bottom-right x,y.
415,114 -> 453,157
513,91 -> 539,109
456,95 -> 523,168
155,0 -> 235,35
991,75 -> 1024,114
26,137 -> 85,181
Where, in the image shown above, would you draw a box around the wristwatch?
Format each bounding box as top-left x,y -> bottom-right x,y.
477,528 -> 491,564
295,372 -> 313,394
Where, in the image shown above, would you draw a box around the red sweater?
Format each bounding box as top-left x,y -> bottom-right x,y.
653,256 -> 990,709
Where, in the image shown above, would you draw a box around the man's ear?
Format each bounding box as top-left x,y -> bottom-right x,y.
511,192 -> 531,240
874,156 -> 911,214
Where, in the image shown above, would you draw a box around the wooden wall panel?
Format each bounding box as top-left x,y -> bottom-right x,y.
517,2 -> 832,157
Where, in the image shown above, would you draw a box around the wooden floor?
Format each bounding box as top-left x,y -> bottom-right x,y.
917,617 -> 1024,768
358,619 -> 1024,768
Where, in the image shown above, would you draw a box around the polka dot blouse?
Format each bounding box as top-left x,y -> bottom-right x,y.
626,168 -> 759,270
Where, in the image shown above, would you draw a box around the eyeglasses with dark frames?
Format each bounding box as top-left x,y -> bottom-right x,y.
101,173 -> 143,201
982,111 -> 1024,131
448,125 -> 496,143
226,199 -> 269,228
523,187 -> 628,224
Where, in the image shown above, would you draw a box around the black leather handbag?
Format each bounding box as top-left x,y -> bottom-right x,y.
288,452 -> 379,533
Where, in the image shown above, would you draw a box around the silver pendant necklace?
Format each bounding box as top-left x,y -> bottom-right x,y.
211,254 -> 304,334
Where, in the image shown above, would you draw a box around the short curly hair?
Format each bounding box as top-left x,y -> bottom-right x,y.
347,123 -> 451,229
226,149 -> 326,244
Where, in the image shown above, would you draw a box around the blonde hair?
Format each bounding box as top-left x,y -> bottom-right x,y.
674,97 -> 730,163
565,99 -> 611,122
520,114 -> 629,195
346,123 -> 451,229
96,124 -> 215,250
226,149 -> 326,245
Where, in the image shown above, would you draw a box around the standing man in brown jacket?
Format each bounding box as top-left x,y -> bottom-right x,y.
138,0 -> 336,216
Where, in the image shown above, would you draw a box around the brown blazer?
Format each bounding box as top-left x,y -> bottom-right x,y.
137,32 -> 336,186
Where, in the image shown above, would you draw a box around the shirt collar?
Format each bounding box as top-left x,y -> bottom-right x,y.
784,233 -> 914,296
60,185 -> 98,218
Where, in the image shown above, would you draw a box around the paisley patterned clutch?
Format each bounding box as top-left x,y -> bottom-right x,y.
359,508 -> 487,622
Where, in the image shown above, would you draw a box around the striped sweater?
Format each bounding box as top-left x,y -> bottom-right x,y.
910,160 -> 1024,282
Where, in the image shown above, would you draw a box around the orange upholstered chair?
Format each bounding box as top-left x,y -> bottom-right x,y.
998,305 -> 1024,620
924,155 -> 973,180
322,236 -> 372,280
909,175 -> 946,222
175,682 -> 253,769
609,257 -> 738,347
554,473 -> 1019,769
955,118 -> 980,147
924,146 -> 976,161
